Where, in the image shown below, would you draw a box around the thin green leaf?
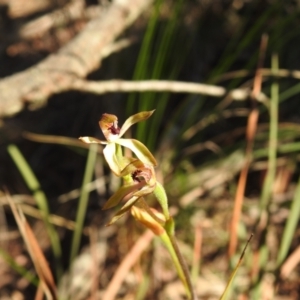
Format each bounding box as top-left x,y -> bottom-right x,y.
7,144 -> 62,279
259,53 -> 279,210
0,248 -> 38,286
70,144 -> 98,265
220,234 -> 253,300
276,174 -> 300,267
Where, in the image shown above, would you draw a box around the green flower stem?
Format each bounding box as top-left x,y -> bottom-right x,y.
153,182 -> 170,220
153,183 -> 194,298
159,223 -> 196,300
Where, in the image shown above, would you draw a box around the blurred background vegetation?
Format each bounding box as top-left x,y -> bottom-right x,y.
1,0 -> 300,299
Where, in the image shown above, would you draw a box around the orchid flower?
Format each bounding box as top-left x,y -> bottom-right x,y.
80,110 -> 169,224
79,111 -> 195,299
103,159 -> 159,225
79,111 -> 157,176
103,159 -> 156,209
102,157 -> 170,225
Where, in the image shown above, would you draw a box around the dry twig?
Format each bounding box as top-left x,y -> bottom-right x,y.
228,34 -> 268,258
6,193 -> 57,300
102,230 -> 154,300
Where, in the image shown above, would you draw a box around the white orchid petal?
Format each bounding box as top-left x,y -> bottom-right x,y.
103,143 -> 121,176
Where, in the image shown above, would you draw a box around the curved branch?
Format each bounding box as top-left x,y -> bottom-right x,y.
64,78 -> 266,102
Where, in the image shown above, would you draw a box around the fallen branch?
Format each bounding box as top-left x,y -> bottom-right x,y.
0,0 -> 153,117
19,0 -> 86,39
61,78 -> 263,101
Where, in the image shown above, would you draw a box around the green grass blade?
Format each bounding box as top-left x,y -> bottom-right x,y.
69,144 -> 98,264
0,247 -> 38,286
279,82 -> 300,103
144,0 -> 185,150
276,175 -> 300,267
7,144 -> 62,279
209,5 -> 275,82
220,234 -> 253,300
259,54 -> 279,210
127,0 -> 189,151
135,275 -> 150,300
254,142 -> 300,158
252,54 -> 279,297
126,0 -> 162,114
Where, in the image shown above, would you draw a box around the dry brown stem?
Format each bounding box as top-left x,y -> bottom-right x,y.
102,230 -> 154,300
228,34 -> 268,258
6,193 -> 57,300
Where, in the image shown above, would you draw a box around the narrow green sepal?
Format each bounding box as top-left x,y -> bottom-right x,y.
119,110 -> 155,138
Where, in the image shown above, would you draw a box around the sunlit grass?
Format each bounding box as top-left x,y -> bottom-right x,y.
69,144 -> 98,265
7,144 -> 63,280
